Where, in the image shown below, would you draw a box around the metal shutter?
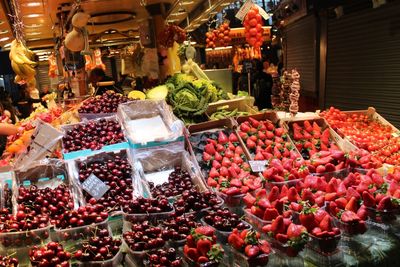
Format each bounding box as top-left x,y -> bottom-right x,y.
284,15 -> 317,94
36,64 -> 50,91
103,57 -> 113,77
325,1 -> 400,127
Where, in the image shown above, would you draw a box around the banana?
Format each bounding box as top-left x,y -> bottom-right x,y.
10,40 -> 37,65
14,75 -> 22,84
11,61 -> 22,75
18,63 -> 36,78
10,40 -> 25,65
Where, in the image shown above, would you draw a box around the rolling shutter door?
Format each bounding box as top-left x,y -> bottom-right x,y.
325,1 -> 400,127
284,15 -> 317,94
36,64 -> 50,91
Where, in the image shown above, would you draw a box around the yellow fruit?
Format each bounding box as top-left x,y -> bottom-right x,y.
128,90 -> 146,100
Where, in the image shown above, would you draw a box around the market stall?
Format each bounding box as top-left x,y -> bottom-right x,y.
0,0 -> 399,267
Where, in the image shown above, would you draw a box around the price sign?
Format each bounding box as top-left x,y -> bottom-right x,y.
392,132 -> 400,138
256,5 -> 271,20
249,160 -> 268,172
82,173 -> 110,200
235,0 -> 254,21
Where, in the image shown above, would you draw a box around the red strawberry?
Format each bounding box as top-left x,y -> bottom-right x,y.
246,139 -> 256,149
258,131 -> 266,140
254,152 -> 265,160
287,223 -> 307,240
335,197 -> 348,209
206,138 -> 217,146
248,117 -> 260,128
184,246 -> 199,262
204,143 -> 216,155
251,206 -> 264,218
215,144 -> 225,152
203,152 -> 212,162
345,196 -> 358,213
312,122 -> 321,138
287,187 -> 300,202
228,233 -> 244,250
300,212 -> 316,232
218,131 -> 228,144
268,186 -> 280,202
221,157 -> 231,168
229,133 -> 238,142
263,207 -> 279,221
197,239 -> 212,256
212,160 -> 221,169
233,155 -> 243,165
301,189 -> 315,204
186,234 -> 196,247
362,191 -> 375,207
289,202 -> 303,212
258,199 -> 271,210
314,209 -> 329,223
275,128 -> 285,137
198,256 -> 209,263
240,123 -> 251,132
316,165 -> 326,173
195,226 -> 215,237
303,121 -> 313,133
341,210 -> 360,223
226,187 -> 240,196
207,178 -> 218,187
245,245 -> 260,258
219,166 -> 229,177
270,216 -> 285,234
243,193 -> 256,207
276,233 -> 288,243
346,187 -> 361,201
319,215 -> 333,231
208,168 -> 219,178
225,150 -> 234,159
258,239 -> 271,254
235,146 -> 244,155
377,196 -> 392,211
356,205 -> 368,220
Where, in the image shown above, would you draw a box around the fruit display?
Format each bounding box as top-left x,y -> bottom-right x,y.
174,189 -> 222,215
0,208 -> 49,232
289,69 -> 300,116
54,204 -> 107,229
191,130 -> 260,195
0,255 -> 18,266
237,116 -> 299,160
122,196 -> 173,214
228,229 -> 272,266
77,152 -> 134,213
123,221 -> 166,251
289,120 -> 341,160
29,242 -> 71,267
74,229 -> 121,262
320,107 -> 400,166
158,24 -> 186,48
208,108 -> 249,121
161,214 -> 201,243
262,215 -> 309,257
16,184 -> 74,223
149,166 -> 194,199
144,248 -> 183,267
62,118 -> 125,152
203,207 -> 249,233
206,22 -> 231,48
78,91 -> 130,114
183,226 -> 224,265
243,6 -> 264,48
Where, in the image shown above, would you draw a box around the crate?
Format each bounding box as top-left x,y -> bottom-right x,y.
206,98 -> 258,120
342,107 -> 399,132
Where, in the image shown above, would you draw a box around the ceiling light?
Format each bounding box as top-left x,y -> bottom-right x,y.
0,21 -> 4,26
201,18 -> 209,22
221,2 -> 230,7
25,14 -> 42,18
24,2 -> 41,7
25,23 -> 43,28
181,1 -> 194,5
0,37 -> 9,42
0,30 -> 8,34
4,43 -> 11,48
27,32 -> 41,36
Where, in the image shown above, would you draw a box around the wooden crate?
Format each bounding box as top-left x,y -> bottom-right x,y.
206,97 -> 256,115
342,107 -> 399,132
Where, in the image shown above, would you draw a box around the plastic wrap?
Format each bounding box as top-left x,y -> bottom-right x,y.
134,147 -> 207,196
13,120 -> 64,169
67,149 -> 150,215
13,158 -> 81,213
61,115 -> 129,160
0,170 -> 13,211
117,100 -> 185,150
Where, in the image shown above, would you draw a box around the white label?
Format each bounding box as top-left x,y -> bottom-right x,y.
82,173 -> 110,200
235,0 -> 254,21
249,160 -> 268,172
256,5 -> 270,20
392,132 -> 400,138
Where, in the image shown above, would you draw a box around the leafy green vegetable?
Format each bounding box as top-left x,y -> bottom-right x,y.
146,84 -> 171,100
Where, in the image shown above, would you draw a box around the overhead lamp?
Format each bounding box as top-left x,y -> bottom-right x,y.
181,1 -> 194,5
0,37 -> 9,42
3,43 -> 11,48
25,23 -> 43,28
27,32 -> 41,36
0,30 -> 8,34
24,14 -> 42,18
24,2 -> 41,7
0,21 -> 4,25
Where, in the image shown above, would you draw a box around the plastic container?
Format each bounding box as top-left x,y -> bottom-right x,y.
76,248 -> 123,267
53,219 -> 109,250
332,216 -> 365,236
243,208 -> 271,232
366,207 -> 398,223
310,168 -> 349,181
232,248 -> 274,267
307,233 -> 341,255
109,213 -> 123,237
123,239 -> 155,266
216,192 -> 245,216
267,237 -> 305,258
184,254 -> 224,267
200,218 -> 252,243
304,247 -> 344,267
184,197 -> 224,221
264,178 -> 302,190
122,208 -> 175,231
0,226 -> 51,266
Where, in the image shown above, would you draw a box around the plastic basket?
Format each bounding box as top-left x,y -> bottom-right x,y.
76,248 -> 123,267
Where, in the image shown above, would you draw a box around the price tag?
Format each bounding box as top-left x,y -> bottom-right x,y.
82,173 -> 110,200
256,5 -> 271,20
235,0 -> 254,21
249,160 -> 268,172
392,132 -> 400,138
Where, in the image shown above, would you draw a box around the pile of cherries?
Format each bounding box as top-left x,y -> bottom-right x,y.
63,118 -> 124,152
54,204 -> 108,229
78,91 -> 130,114
144,248 -> 182,267
149,167 -> 194,199
0,255 -> 18,266
122,196 -> 173,214
74,229 -> 121,262
78,154 -> 133,212
0,208 -> 49,232
29,242 -> 71,267
161,214 -> 201,242
174,189 -> 221,215
17,184 -> 74,222
123,221 -> 166,251
203,207 -> 249,232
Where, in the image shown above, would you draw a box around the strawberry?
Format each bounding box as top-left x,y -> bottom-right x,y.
197,256 -> 209,263
301,189 -> 315,204
345,196 -> 358,212
246,139 -> 256,149
186,234 -> 196,247
346,187 -> 361,200
203,152 -> 212,162
251,206 -> 264,218
229,133 -> 238,143
287,223 -> 307,240
356,205 -> 368,220
266,131 -> 274,139
218,131 -> 228,144
212,160 -> 221,169
287,187 -> 300,202
254,152 -> 265,160
235,146 -> 244,155
303,131 -> 313,139
258,239 -> 271,254
319,215 -> 333,231
276,233 -> 288,243
206,138 -> 217,146
225,150 -> 234,159
258,199 -> 271,210
215,144 -> 225,152
265,121 -> 274,131
225,187 -> 240,196
240,123 -> 251,132
275,128 -> 285,137
245,245 -> 260,258
303,120 -> 313,133
208,168 -> 219,178
219,166 -> 228,177
314,209 -> 329,223
324,163 -> 336,172
228,233 -> 244,250
270,216 -> 285,234
335,197 -> 348,209
221,157 -> 231,168
195,226 -> 215,237
257,131 -> 266,140
293,130 -> 304,141
268,186 -> 280,202
207,244 -> 224,263
289,202 -> 303,212
300,212 -> 316,232
377,196 -> 392,211
340,210 -> 360,223
207,178 -> 218,187
248,117 -> 260,128
184,246 -> 199,262
197,238 -> 212,256
230,178 -> 242,188
263,207 -> 279,221
204,143 -> 216,155
227,142 -> 236,151
312,122 -> 321,138
233,155 -> 243,165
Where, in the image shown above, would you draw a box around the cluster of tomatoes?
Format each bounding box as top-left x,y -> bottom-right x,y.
243,6 -> 264,48
321,107 -> 400,166
206,22 -> 231,48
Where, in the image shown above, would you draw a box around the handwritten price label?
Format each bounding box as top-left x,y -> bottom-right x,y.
82,173 -> 110,200
235,0 -> 254,21
249,160 -> 268,172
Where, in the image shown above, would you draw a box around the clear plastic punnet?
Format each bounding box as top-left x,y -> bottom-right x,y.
117,100 -> 185,151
